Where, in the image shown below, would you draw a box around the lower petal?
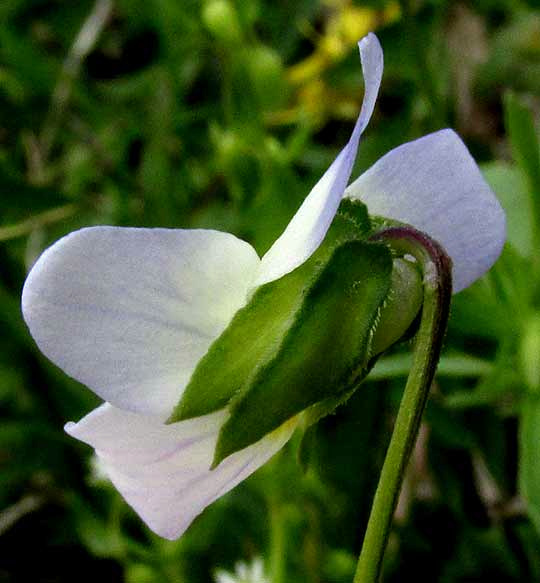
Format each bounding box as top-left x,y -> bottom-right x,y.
65,404 -> 296,540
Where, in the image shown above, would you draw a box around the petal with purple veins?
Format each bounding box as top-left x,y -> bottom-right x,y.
66,404 -> 297,539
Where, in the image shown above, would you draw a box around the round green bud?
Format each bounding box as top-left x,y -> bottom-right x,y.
243,44 -> 287,110
201,0 -> 243,45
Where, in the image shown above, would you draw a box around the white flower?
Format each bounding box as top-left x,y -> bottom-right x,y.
214,558 -> 269,583
21,34 -> 505,540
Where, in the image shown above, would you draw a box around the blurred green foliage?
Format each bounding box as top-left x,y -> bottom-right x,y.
2,0 -> 540,581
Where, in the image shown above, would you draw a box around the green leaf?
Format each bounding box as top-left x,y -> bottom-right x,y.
482,161 -> 532,258
444,349 -> 520,409
213,239 -> 392,466
169,199 -> 373,423
519,396 -> 540,534
520,313 -> 540,394
370,352 -> 494,381
504,95 -> 540,194
504,92 -> 540,252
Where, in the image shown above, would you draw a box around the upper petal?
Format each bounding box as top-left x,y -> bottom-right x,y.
256,33 -> 383,286
65,404 -> 296,540
22,227 -> 260,417
345,129 -> 506,292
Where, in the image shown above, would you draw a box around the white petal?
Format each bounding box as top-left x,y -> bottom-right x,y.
65,404 -> 296,540
255,33 -> 383,286
22,227 -> 260,417
345,129 -> 506,292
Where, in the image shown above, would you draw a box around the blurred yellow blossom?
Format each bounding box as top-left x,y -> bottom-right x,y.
288,1 -> 400,85
268,1 -> 400,126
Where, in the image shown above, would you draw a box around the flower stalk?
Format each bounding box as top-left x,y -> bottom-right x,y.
353,227 -> 452,583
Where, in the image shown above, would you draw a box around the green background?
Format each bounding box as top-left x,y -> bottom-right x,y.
2,0 -> 540,581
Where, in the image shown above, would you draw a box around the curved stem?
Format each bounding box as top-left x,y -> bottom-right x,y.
353,227 -> 452,583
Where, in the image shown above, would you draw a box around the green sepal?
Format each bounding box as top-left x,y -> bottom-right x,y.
212,240 -> 393,467
370,257 -> 423,355
297,259 -> 423,469
168,199 -> 372,423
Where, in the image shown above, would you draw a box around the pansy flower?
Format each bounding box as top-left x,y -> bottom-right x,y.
21,34 -> 505,540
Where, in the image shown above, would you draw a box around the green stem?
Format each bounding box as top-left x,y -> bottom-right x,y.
40,0 -> 112,160
269,496 -> 287,583
0,204 -> 77,242
353,227 -> 452,583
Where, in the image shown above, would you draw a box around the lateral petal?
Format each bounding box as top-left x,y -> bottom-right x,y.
346,129 -> 506,292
